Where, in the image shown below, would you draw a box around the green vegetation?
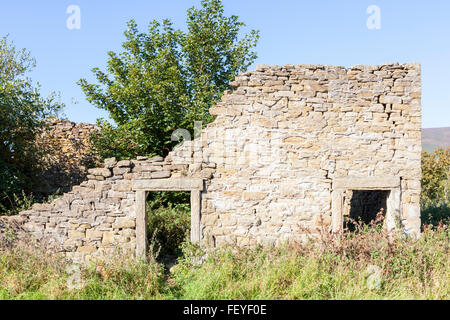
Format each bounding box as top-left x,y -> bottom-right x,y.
146,191 -> 191,257
421,148 -> 450,226
0,224 -> 448,300
0,35 -> 63,213
78,0 -> 259,161
0,244 -> 166,300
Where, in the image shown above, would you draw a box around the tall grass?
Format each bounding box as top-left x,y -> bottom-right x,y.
0,242 -> 169,300
172,223 -> 449,300
0,222 -> 448,300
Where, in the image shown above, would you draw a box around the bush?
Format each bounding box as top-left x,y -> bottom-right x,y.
421,148 -> 450,227
89,119 -> 153,161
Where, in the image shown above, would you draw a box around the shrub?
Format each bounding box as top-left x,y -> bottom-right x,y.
0,191 -> 34,216
421,148 -> 450,227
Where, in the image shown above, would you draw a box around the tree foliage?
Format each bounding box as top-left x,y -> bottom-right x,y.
0,35 -> 62,211
78,0 -> 259,160
421,148 -> 450,226
421,148 -> 450,204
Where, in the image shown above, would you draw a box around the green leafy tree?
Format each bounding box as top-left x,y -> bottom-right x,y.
0,35 -> 62,212
79,0 -> 259,159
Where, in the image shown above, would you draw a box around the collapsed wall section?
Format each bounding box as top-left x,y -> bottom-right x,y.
34,119 -> 101,195
19,156 -> 214,262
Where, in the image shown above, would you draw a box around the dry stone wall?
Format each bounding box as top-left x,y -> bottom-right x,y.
19,156 -> 213,262
170,62 -> 422,247
34,119 -> 100,195
18,63 -> 422,262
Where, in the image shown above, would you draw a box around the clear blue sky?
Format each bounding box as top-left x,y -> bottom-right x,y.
0,0 -> 449,128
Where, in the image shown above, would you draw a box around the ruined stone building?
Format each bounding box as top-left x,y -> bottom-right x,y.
18,63 -> 422,262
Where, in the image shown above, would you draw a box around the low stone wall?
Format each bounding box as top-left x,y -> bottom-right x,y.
19,156 -> 214,262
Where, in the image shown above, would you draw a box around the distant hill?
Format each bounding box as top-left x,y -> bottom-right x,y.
422,127 -> 450,152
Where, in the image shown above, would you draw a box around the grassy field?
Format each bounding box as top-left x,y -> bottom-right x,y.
0,223 -> 448,300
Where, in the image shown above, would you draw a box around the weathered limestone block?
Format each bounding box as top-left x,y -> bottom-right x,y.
101,232 -> 117,245
113,167 -> 131,175
112,217 -> 136,229
116,160 -> 131,167
104,157 -> 117,168
151,171 -> 171,179
243,192 -> 268,201
68,230 -> 85,239
147,156 -> 164,162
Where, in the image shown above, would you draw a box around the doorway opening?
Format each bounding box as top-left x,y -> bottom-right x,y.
146,191 -> 191,264
133,178 -> 203,262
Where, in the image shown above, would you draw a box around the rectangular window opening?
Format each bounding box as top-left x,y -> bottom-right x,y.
344,190 -> 390,232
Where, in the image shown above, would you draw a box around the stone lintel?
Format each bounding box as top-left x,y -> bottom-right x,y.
333,176 -> 400,190
132,178 -> 204,191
